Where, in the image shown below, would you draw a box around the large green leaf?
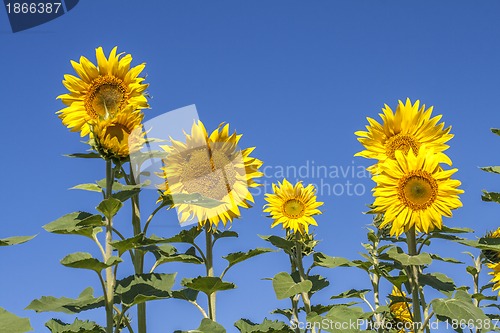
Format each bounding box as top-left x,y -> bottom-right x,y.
113,189 -> 141,202
459,238 -> 500,252
383,247 -> 432,266
0,307 -> 33,332
223,248 -> 273,271
45,318 -> 105,333
60,252 -> 122,272
115,273 -> 176,307
235,318 -> 293,333
174,318 -> 226,333
43,212 -> 103,238
182,277 -> 235,296
213,230 -> 238,244
259,235 -> 294,253
96,197 -> 123,219
164,226 -> 203,244
26,287 -> 104,314
171,288 -> 199,302
313,252 -> 355,268
420,272 -> 456,296
432,291 -> 489,324
0,235 -> 36,246
151,245 -> 203,270
272,272 -> 312,300
110,233 -> 169,255
306,305 -> 365,333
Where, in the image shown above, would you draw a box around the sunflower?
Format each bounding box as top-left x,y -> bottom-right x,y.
372,149 -> 463,236
389,287 -> 413,332
355,99 -> 453,170
91,108 -> 145,159
159,121 -> 263,230
483,227 -> 500,295
263,179 -> 323,234
487,262 -> 500,295
57,46 -> 149,136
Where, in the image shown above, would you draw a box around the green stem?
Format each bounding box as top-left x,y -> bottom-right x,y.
105,160 -> 116,333
205,227 -> 216,321
129,164 -> 146,333
294,233 -> 315,333
406,227 -> 422,327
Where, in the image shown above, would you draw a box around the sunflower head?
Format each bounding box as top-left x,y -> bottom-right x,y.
263,179 -> 323,234
91,108 -> 145,160
355,98 -> 453,171
57,46 -> 149,136
487,261 -> 500,295
388,287 -> 413,332
372,149 -> 463,237
159,121 -> 263,231
482,228 -> 500,264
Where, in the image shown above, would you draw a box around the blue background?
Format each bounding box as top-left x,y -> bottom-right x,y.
1,0 -> 500,331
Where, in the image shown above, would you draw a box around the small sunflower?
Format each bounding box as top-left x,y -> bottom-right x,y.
57,46 -> 149,136
372,149 -> 463,236
355,99 -> 453,170
263,179 -> 323,234
91,108 -> 145,159
389,287 -> 413,332
483,227 -> 500,295
159,121 -> 263,230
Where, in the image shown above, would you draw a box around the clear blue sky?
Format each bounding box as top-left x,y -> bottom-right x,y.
1,1 -> 500,331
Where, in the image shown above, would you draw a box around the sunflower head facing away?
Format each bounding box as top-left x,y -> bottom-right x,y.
91,108 -> 145,160
263,179 -> 323,234
372,149 -> 463,236
482,227 -> 500,264
159,121 -> 263,231
355,99 -> 453,170
388,287 -> 413,332
57,46 -> 149,136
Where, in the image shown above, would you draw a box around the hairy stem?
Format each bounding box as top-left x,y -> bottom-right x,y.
105,160 -> 116,333
205,228 -> 216,321
406,227 -> 422,326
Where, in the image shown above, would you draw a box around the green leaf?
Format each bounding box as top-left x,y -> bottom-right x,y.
271,308 -> 294,320
164,226 -> 203,244
115,273 -> 176,307
60,252 -> 122,272
482,191 -> 500,203
432,292 -> 489,323
459,238 -> 500,252
170,193 -> 224,209
45,318 -> 105,333
151,245 -> 203,269
272,272 -> 312,300
65,152 -> 101,159
492,128 -> 500,136
384,247 -> 432,266
420,272 -> 456,296
213,230 -> 238,243
235,318 -> 293,333
110,233 -> 168,255
223,248 -> 273,272
174,318 -> 226,333
70,183 -> 102,193
313,252 -> 355,268
259,235 -> 294,252
113,189 -> 141,202
96,197 -> 123,219
43,212 -> 103,239
0,307 -> 33,332
171,288 -> 199,302
429,254 -> 463,264
182,277 -> 235,296
330,289 -> 371,300
0,235 -> 36,246
307,306 -> 365,333
480,166 -> 500,175
26,287 -> 104,314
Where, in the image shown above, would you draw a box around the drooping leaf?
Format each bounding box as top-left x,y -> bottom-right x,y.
259,235 -> 294,253
96,197 -> 123,219
174,318 -> 226,333
420,272 -> 456,296
383,247 -> 432,266
223,248 -> 273,272
272,272 -> 312,300
235,318 -> 293,333
43,212 -> 103,239
182,277 -> 235,296
151,245 -> 203,270
113,189 -> 141,202
164,226 -> 203,244
330,289 -> 371,300
0,235 -> 36,246
70,183 -> 102,193
429,254 -> 463,264
110,233 -> 169,255
171,288 -> 199,302
213,230 -> 238,243
0,307 -> 33,332
115,273 -> 176,307
45,318 -> 105,333
60,252 -> 122,272
312,252 -> 356,268
26,287 -> 104,314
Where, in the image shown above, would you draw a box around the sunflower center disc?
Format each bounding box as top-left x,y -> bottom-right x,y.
386,134 -> 420,159
283,199 -> 305,219
85,76 -> 127,118
180,147 -> 239,201
398,171 -> 438,210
